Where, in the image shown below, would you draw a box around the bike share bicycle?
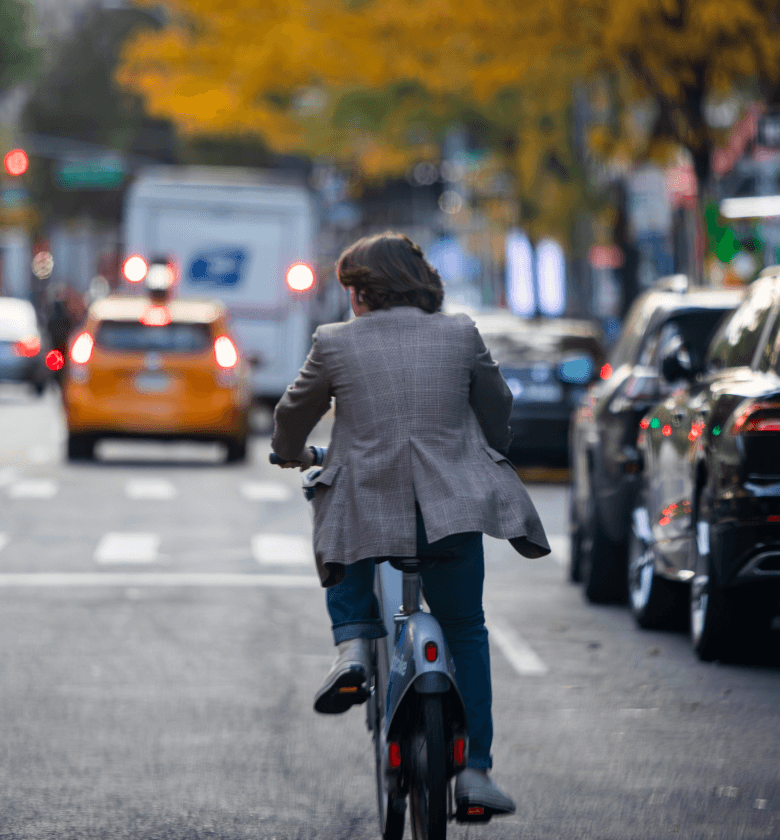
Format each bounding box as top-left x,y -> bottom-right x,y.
271,448 -> 490,840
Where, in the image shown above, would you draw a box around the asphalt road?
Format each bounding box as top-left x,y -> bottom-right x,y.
0,383 -> 778,840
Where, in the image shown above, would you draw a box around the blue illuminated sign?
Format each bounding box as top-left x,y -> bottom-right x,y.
188,247 -> 247,287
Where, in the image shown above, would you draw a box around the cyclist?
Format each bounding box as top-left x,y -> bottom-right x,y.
272,231 -> 550,817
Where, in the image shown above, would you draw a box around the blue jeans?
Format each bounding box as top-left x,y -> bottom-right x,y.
326,507 -> 493,769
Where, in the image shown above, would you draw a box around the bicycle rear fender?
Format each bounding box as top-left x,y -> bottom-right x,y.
384,612 -> 468,744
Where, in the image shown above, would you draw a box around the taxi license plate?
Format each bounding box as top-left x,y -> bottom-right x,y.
134,373 -> 172,394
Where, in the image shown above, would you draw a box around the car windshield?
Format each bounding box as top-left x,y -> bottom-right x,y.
96,321 -> 211,353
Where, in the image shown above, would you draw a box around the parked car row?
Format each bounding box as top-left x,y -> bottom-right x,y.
570,271 -> 780,661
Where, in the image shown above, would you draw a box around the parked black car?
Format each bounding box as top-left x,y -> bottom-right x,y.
630,270 -> 780,660
470,309 -> 605,466
569,278 -> 745,603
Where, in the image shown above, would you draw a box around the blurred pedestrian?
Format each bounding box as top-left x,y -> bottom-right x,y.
271,231 -> 550,816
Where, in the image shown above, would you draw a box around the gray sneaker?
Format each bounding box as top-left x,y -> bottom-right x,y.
454,768 -> 516,822
313,639 -> 371,714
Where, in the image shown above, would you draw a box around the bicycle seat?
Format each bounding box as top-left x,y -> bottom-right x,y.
388,557 -> 424,573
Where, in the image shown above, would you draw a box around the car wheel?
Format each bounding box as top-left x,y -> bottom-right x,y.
628,490 -> 687,629
67,433 -> 95,461
568,484 -> 583,582
225,436 -> 248,463
581,484 -> 625,604
690,500 -> 730,661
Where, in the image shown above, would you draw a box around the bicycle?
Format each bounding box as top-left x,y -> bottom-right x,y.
270,448 -> 479,840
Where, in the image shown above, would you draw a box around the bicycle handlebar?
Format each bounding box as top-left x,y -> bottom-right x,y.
269,446 -> 327,467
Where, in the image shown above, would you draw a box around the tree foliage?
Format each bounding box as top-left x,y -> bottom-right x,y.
117,0 -> 780,240
0,0 -> 39,93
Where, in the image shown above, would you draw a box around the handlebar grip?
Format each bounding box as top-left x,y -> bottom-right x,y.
269,453 -> 290,465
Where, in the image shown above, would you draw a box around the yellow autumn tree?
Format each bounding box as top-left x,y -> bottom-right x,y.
118,0 -> 780,244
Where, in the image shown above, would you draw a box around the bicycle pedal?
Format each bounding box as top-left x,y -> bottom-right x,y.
454,803 -> 493,824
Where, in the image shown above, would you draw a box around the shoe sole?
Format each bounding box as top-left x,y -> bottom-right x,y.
313,666 -> 369,714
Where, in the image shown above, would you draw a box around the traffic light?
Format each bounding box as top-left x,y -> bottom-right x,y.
704,202 -> 740,263
3,149 -> 29,177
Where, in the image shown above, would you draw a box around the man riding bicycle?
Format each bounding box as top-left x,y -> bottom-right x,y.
271,231 -> 550,817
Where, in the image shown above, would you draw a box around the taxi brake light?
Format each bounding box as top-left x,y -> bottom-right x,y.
46,349 -> 64,371
286,262 -> 315,292
214,335 -> 239,369
123,255 -> 148,283
70,332 -> 94,365
13,336 -> 41,357
732,402 -> 780,434
141,305 -> 172,326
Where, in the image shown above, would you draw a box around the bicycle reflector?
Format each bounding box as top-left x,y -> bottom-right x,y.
453,737 -> 466,766
388,742 -> 402,769
424,641 -> 438,662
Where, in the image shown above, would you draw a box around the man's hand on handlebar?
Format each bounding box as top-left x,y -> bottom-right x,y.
270,447 -> 315,471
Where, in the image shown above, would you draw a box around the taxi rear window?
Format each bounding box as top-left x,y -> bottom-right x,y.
96,321 -> 211,353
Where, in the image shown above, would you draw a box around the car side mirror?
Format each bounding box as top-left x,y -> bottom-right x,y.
661,350 -> 694,383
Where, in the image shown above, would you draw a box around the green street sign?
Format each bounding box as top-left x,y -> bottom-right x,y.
55,156 -> 126,190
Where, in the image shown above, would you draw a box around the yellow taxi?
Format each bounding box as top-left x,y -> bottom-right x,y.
62,260 -> 251,462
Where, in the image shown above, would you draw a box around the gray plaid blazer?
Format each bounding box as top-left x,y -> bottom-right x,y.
272,306 -> 550,586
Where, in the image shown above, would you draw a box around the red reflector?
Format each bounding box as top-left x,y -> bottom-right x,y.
639,417 -> 650,430
424,641 -> 438,662
13,336 -> 40,357
46,349 -> 64,371
453,737 -> 466,765
662,424 -> 673,437
388,742 -> 401,768
768,516 -> 780,523
600,363 -> 612,380
467,806 -> 485,816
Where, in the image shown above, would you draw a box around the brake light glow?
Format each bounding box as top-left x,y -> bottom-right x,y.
46,349 -> 64,371
388,742 -> 401,768
286,262 -> 315,292
639,417 -> 650,430
732,402 -> 780,434
453,737 -> 466,766
70,332 -> 94,365
600,363 -> 612,380
424,641 -> 438,662
662,424 -> 673,437
123,255 -> 148,283
13,336 -> 40,357
140,305 -> 172,326
214,335 -> 239,369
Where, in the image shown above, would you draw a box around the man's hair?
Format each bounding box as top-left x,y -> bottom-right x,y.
336,231 -> 444,313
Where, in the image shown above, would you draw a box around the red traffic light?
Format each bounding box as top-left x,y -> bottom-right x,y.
4,149 -> 29,176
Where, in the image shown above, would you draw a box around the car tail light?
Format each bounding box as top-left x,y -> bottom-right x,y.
46,349 -> 64,371
70,332 -> 94,365
140,305 -> 172,326
600,363 -> 612,380
13,336 -> 40,357
286,262 -> 315,292
731,402 -> 780,434
424,641 -> 438,662
123,255 -> 148,283
214,335 -> 239,369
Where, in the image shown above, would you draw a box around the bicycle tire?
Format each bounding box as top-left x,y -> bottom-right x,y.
410,694 -> 447,840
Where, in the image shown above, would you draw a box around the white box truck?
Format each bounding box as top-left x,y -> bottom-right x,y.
122,166 -> 319,407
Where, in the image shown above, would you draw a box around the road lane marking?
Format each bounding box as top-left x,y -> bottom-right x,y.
7,479 -> 58,499
0,468 -> 16,487
94,533 -> 159,564
486,616 -> 549,676
240,482 -> 293,502
0,573 -> 320,587
546,535 -> 569,567
125,479 -> 177,500
251,534 -> 312,565
0,534 -> 7,553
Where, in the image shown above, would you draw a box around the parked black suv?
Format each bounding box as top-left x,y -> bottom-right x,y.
569,278 -> 745,603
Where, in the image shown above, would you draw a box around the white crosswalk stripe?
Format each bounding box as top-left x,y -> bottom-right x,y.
0,573 -> 320,588
7,479 -> 58,499
94,533 -> 160,564
125,479 -> 177,500
240,482 -> 293,502
251,534 -> 312,565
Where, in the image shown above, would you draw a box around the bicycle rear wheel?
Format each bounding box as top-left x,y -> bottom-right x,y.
410,694 -> 447,840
